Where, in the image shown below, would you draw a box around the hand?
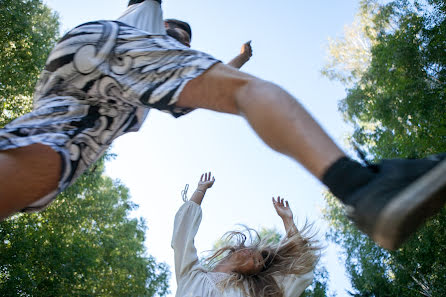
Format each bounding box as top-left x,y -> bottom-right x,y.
273,197 -> 294,221
240,41 -> 253,59
197,172 -> 215,191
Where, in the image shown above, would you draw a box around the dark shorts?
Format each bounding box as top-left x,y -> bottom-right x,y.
0,20 -> 219,212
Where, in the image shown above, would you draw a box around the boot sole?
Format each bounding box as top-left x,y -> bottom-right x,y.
373,159 -> 446,250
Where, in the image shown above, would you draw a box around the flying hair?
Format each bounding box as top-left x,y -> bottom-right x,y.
204,223 -> 322,297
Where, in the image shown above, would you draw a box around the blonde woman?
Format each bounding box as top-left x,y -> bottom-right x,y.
172,172 -> 320,297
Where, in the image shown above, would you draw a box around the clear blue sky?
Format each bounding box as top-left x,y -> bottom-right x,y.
45,1 -> 360,296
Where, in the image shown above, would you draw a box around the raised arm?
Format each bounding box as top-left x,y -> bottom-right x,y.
272,197 -> 298,237
171,172 -> 215,282
227,41 -> 253,69
190,172 -> 215,205
273,197 -> 315,297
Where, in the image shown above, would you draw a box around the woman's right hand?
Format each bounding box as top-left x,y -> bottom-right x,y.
197,172 -> 215,191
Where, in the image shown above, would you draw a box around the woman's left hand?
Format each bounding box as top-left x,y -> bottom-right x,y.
273,196 -> 294,220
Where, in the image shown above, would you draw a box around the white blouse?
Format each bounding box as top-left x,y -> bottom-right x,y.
117,0 -> 166,35
171,201 -> 314,297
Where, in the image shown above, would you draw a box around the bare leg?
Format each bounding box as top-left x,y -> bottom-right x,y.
177,63 -> 345,179
0,143 -> 61,220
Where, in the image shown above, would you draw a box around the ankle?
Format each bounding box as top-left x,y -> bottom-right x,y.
322,157 -> 376,204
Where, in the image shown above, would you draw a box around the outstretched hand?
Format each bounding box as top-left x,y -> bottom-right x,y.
240,40 -> 253,59
273,197 -> 294,221
198,172 -> 215,191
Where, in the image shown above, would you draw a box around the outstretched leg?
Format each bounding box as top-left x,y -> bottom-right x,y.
177,63 -> 345,179
177,63 -> 446,250
0,144 -> 61,220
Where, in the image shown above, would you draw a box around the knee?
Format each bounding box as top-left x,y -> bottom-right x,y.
234,77 -> 279,111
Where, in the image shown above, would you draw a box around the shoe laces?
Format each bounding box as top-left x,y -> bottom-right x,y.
353,142 -> 380,173
353,142 -> 371,166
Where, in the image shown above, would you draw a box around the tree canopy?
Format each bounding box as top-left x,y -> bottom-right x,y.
0,157 -> 170,296
0,0 -> 59,127
323,0 -> 446,296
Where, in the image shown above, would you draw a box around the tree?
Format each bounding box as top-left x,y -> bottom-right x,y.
0,156 -> 170,296
322,0 -> 446,296
0,0 -> 59,127
324,0 -> 446,159
322,0 -> 380,87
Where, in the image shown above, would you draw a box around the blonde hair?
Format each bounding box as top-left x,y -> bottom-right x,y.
205,223 -> 321,297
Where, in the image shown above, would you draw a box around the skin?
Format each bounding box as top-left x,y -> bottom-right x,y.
191,172 -> 299,275
165,22 -> 253,69
0,144 -> 61,220
227,41 -> 253,69
168,25 -> 345,175
0,19 -> 344,220
221,197 -> 298,275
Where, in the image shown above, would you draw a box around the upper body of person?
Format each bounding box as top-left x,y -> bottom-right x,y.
119,0 -> 253,69
172,172 -> 321,297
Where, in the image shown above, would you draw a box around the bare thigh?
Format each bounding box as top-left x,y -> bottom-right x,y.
0,143 -> 61,219
177,62 -> 257,113
176,62 -> 345,178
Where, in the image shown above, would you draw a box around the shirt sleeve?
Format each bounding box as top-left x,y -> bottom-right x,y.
171,201 -> 203,283
279,271 -> 314,297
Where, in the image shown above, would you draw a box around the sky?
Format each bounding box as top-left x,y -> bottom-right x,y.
44,0 -> 360,296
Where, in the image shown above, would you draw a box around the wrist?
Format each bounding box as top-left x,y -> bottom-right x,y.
196,186 -> 207,192
239,54 -> 250,62
281,216 -> 294,223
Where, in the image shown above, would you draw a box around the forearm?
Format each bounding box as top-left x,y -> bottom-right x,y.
190,185 -> 208,205
227,54 -> 250,69
282,217 -> 298,237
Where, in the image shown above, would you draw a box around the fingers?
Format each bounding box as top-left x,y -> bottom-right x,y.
206,171 -> 211,182
272,196 -> 289,208
242,40 -> 253,56
200,171 -> 215,182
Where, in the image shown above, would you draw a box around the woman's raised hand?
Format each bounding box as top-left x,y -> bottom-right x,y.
197,172 -> 215,191
273,196 -> 294,221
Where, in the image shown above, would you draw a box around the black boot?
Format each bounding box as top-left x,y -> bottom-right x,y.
344,154 -> 446,250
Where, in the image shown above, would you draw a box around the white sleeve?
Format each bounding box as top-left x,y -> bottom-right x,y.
171,201 -> 203,283
280,271 -> 314,297
117,0 -> 166,34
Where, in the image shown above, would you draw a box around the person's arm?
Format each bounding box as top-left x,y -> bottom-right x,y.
227,41 -> 253,69
273,197 -> 298,237
190,172 -> 215,205
171,172 -> 215,282
273,197 -> 315,297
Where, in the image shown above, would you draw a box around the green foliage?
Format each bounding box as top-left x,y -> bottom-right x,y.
322,0 -> 380,87
301,266 -> 334,297
0,0 -> 59,127
324,191 -> 446,297
323,0 -> 446,296
341,0 -> 445,159
0,158 -> 170,296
